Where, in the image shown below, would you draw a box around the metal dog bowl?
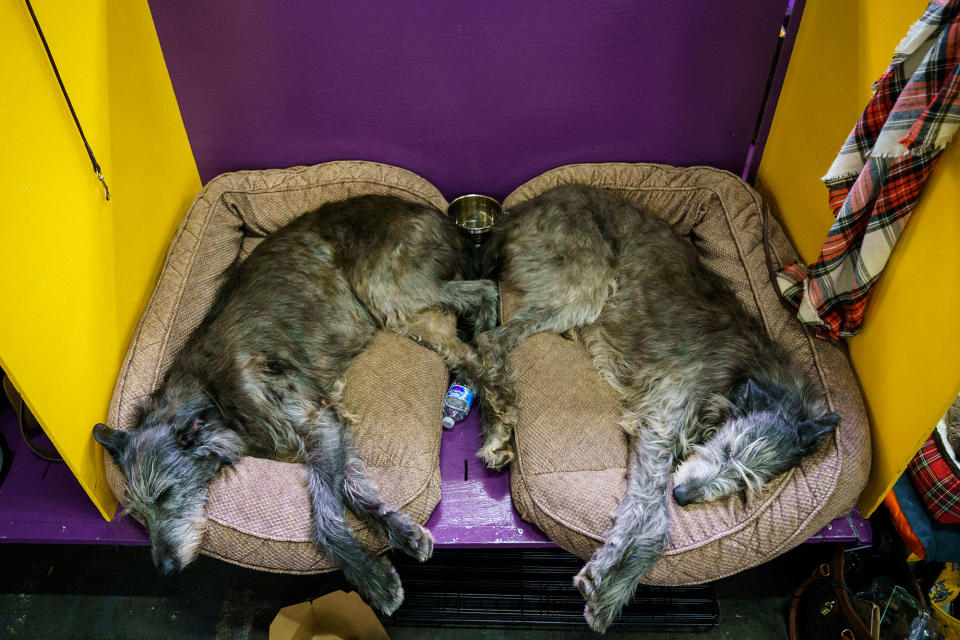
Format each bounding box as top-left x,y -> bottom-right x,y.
447,194 -> 503,245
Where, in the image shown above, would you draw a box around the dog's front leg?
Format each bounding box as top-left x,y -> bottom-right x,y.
335,418 -> 434,562
303,411 -> 404,615
574,421 -> 675,633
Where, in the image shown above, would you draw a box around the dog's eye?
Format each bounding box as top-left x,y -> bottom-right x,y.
156,486 -> 174,507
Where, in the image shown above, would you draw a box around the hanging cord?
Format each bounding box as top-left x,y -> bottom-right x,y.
24,0 -> 110,201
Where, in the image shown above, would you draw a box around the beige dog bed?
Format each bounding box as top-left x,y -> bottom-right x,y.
105,161 -> 450,573
501,163 -> 872,586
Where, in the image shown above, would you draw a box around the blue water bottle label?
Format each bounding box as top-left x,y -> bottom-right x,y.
447,384 -> 475,407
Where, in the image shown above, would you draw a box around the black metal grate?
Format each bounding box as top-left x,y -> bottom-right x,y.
386,548 -> 719,630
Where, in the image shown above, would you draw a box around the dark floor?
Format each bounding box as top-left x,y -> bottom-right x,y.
0,542 -> 831,639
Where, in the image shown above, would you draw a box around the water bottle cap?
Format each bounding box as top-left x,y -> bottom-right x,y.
442,416 -> 455,430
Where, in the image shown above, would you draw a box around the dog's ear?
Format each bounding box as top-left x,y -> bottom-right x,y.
93,423 -> 129,464
175,419 -> 242,468
797,412 -> 840,452
174,418 -> 204,450
816,412 -> 842,429
736,379 -> 770,411
743,379 -> 764,401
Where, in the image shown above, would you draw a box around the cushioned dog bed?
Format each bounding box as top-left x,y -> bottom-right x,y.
105,161 -> 450,573
499,163 -> 872,586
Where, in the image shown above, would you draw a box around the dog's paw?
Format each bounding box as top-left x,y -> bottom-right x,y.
474,331 -> 495,354
385,513 -> 434,562
573,563 -> 598,600
577,563 -> 618,633
405,524 -> 434,563
575,557 -> 623,633
478,443 -> 514,470
362,561 -> 405,616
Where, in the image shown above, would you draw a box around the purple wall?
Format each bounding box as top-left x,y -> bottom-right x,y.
149,0 -> 789,200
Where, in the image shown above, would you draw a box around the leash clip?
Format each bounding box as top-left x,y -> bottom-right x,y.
96,169 -> 110,201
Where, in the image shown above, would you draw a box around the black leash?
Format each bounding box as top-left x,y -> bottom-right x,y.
24,0 -> 110,201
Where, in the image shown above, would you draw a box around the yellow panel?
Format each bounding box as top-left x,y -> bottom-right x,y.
0,1 -> 201,519
756,0 -> 960,516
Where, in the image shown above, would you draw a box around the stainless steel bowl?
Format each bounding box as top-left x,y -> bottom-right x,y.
447,194 -> 503,245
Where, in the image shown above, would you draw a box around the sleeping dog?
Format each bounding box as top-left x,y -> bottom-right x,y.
95,194 -> 500,614
476,184 -> 839,631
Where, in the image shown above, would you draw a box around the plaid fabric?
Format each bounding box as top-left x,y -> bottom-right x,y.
777,0 -> 960,339
908,433 -> 960,524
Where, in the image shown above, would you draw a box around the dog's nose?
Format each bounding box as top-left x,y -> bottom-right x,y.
673,483 -> 694,506
157,556 -> 181,577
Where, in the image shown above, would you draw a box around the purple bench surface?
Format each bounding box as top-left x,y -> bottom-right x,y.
0,396 -> 869,548
426,406 -> 552,547
0,400 -> 146,545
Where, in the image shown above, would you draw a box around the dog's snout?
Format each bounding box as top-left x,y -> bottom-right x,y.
673,483 -> 694,506
156,555 -> 181,577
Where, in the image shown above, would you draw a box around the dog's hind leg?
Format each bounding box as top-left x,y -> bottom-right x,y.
335,413 -> 434,562
573,415 -> 676,632
391,308 -> 517,468
474,307 -> 584,468
303,408 -> 404,615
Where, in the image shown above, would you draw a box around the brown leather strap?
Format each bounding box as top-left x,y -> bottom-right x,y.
789,547 -> 874,640
832,550 -> 874,639
789,562 -> 832,640
3,375 -> 62,462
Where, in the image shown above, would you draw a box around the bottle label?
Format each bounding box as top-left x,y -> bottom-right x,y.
446,384 -> 475,407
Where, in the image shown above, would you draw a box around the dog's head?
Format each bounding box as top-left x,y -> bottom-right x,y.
93,409 -> 241,575
671,379 -> 839,506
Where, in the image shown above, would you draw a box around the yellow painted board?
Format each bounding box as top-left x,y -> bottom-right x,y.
0,1 -> 201,519
756,0 -> 960,516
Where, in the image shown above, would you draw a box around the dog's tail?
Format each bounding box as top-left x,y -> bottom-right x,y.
439,279 -> 498,336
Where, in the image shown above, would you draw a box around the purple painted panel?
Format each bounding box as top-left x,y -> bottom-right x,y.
148,0 -> 789,200
743,0 -> 806,182
426,406 -> 553,547
806,508 -> 873,544
0,400 -> 148,545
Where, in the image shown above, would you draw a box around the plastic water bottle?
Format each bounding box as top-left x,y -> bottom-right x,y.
442,380 -> 475,429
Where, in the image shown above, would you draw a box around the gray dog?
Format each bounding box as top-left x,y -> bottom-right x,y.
477,184 -> 839,631
94,194 -> 499,614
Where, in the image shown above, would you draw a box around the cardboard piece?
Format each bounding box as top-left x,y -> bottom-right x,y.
270,591 -> 390,640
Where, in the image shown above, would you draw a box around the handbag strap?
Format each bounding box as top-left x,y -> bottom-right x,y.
789,561 -> 831,639
832,548 -> 875,639
789,546 -> 875,640
18,394 -> 63,463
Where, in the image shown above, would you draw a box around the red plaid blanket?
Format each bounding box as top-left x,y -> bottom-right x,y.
909,429 -> 960,524
777,0 -> 960,340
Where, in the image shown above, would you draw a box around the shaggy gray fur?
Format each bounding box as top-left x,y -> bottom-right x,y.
94,194 -> 500,614
477,185 -> 839,631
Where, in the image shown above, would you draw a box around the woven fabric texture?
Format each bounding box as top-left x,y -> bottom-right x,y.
105,161 -> 448,573
502,163 -> 872,586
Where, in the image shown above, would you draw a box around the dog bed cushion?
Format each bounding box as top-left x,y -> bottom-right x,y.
501,163 -> 872,586
105,161 -> 450,574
